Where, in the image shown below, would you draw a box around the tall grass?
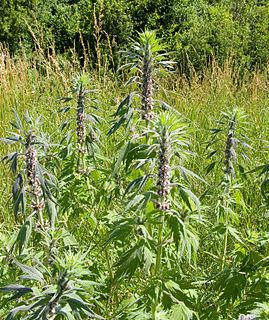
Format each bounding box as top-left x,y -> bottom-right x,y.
0,44 -> 269,319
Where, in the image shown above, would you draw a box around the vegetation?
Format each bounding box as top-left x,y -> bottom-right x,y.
0,24 -> 269,320
0,0 -> 269,73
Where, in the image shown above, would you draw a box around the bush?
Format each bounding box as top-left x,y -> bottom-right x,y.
0,0 -> 268,73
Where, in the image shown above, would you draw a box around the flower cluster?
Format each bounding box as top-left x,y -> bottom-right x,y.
141,53 -> 154,121
25,134 -> 44,214
156,127 -> 171,211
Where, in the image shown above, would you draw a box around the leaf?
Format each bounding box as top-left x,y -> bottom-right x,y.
205,162 -> 216,175
15,218 -> 32,254
125,194 -> 145,211
0,284 -> 32,292
58,96 -> 73,102
226,226 -> 243,244
106,219 -> 134,244
207,150 -> 218,159
248,164 -> 269,175
7,305 -> 31,320
46,198 -> 57,229
15,261 -> 44,283
60,106 -> 71,113
13,187 -> 26,220
125,174 -> 151,195
114,241 -> 144,280
143,245 -> 154,273
216,269 -> 247,303
113,141 -> 130,176
2,152 -> 19,173
11,110 -> 23,130
0,284 -> 33,302
178,187 -> 201,212
169,303 -> 194,320
55,305 -> 75,320
65,293 -> 104,319
0,136 -> 20,144
12,173 -> 24,218
61,120 -> 70,131
178,166 -> 205,184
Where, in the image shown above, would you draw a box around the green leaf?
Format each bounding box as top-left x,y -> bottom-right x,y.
106,219 -> 134,244
2,152 -> 19,173
143,245 -> 154,273
178,187 -> 201,212
125,174 -> 151,195
15,261 -> 44,283
15,218 -> 32,254
113,141 -> 130,176
7,305 -> 31,320
169,303 -> 194,320
46,198 -> 57,229
125,194 -> 145,211
114,241 -> 145,280
0,284 -> 33,302
0,136 -> 20,144
205,162 -> 216,175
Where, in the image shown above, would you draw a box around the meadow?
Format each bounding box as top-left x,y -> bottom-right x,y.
0,32 -> 269,319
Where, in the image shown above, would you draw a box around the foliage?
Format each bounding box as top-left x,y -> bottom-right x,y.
0,0 -> 268,73
1,30 -> 269,319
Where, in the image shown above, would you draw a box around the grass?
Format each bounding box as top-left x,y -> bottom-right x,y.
0,46 -> 269,319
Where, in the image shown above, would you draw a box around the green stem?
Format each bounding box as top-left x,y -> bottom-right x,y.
152,215 -> 164,319
155,216 -> 164,275
105,248 -> 113,279
222,227 -> 228,270
145,119 -> 150,144
34,194 -> 44,228
105,247 -> 119,309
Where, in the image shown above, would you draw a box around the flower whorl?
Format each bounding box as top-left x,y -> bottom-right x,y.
77,85 -> 86,154
25,133 -> 44,214
156,127 -> 171,211
141,51 -> 154,121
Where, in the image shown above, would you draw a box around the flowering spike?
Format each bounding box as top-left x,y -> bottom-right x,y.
25,133 -> 44,220
156,126 -> 171,211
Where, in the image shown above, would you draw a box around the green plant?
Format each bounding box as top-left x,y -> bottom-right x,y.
1,111 -> 57,253
0,246 -> 103,319
107,112 -> 203,319
109,30 -> 174,135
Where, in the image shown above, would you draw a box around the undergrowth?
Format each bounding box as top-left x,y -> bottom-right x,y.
0,31 -> 269,320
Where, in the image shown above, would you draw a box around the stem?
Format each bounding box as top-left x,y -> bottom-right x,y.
221,191 -> 230,270
105,247 -> 119,309
36,196 -> 44,228
222,228 -> 228,270
152,215 -> 164,320
105,248 -> 113,279
145,119 -> 150,144
154,216 -> 164,276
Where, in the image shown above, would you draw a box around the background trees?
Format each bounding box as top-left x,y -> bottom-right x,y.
0,0 -> 268,73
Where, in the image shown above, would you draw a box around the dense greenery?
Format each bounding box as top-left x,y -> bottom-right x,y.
0,30 -> 269,319
1,0 -> 269,73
